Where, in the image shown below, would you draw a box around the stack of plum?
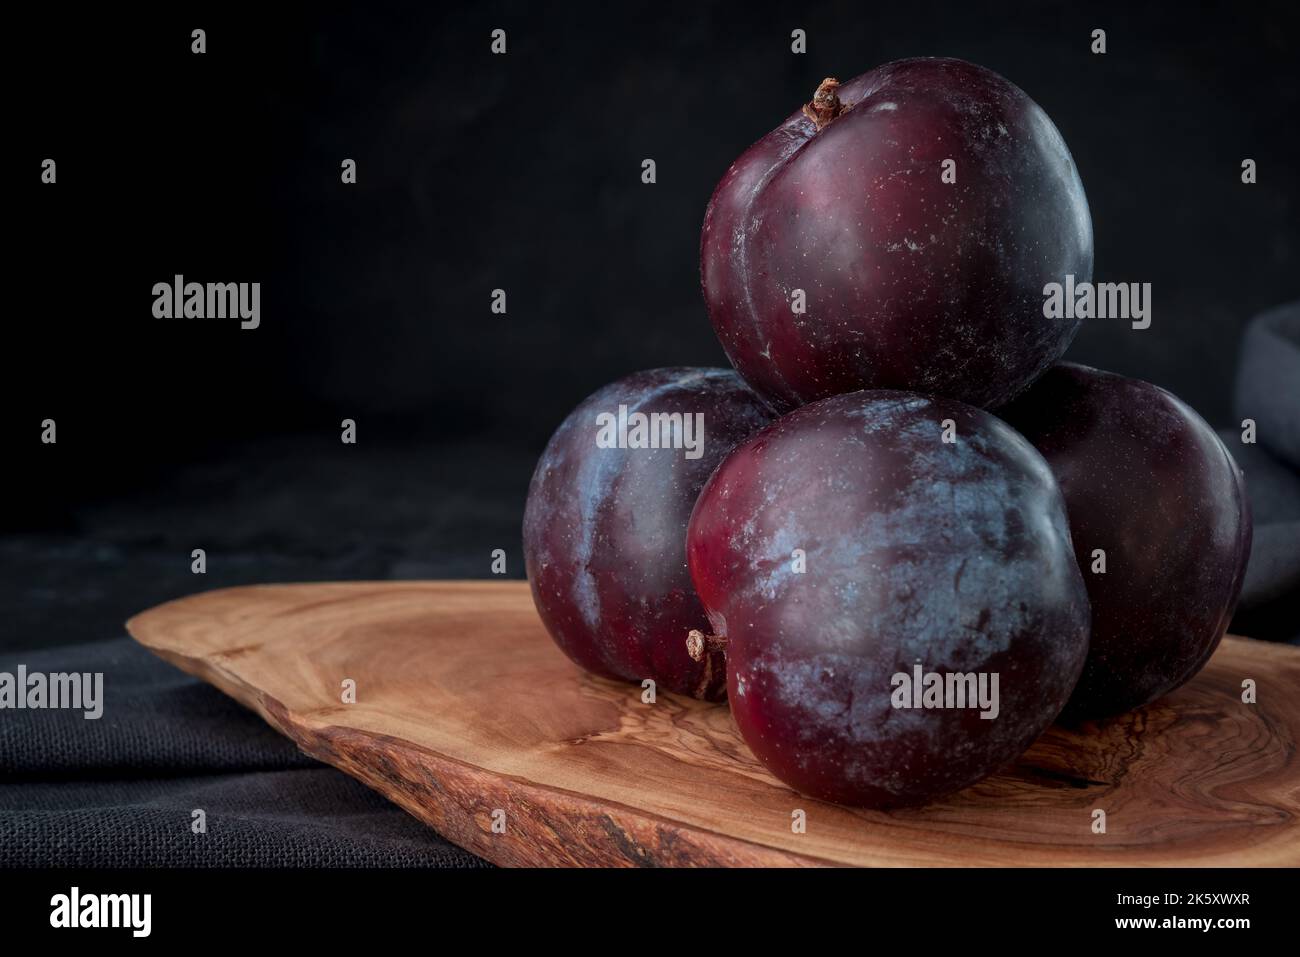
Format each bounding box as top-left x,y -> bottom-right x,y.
523,58 -> 1251,808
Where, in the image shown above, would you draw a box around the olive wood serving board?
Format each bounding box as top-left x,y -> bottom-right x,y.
126,581 -> 1300,867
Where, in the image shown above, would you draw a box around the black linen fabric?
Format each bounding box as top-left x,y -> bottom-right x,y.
0,639 -> 488,867
1,437 -> 538,868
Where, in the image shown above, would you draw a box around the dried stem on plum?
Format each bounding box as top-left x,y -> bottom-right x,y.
686,629 -> 729,663
802,77 -> 847,130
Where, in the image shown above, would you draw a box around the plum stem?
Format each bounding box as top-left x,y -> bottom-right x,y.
686,629 -> 729,662
802,77 -> 846,130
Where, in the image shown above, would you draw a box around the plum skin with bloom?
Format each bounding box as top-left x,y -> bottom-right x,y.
701,57 -> 1093,412
686,390 -> 1090,806
1000,363 -> 1253,720
523,367 -> 775,701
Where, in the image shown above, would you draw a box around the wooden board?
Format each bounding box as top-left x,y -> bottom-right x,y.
126,581 -> 1300,867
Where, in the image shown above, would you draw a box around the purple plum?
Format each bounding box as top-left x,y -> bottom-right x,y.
1000,362 -> 1253,719
686,390 -> 1090,806
523,367 -> 775,700
701,57 -> 1093,412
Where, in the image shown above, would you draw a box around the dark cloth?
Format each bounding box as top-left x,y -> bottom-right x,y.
1217,302 -> 1300,643
1236,300 -> 1300,471
0,437 -> 539,868
0,638 -> 488,867
1218,433 -> 1300,643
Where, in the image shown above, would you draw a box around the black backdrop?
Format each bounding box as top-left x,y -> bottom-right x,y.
6,1 -> 1298,641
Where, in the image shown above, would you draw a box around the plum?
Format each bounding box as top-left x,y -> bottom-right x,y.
701,58 -> 1093,412
686,390 -> 1090,806
1000,363 -> 1253,719
523,368 -> 775,700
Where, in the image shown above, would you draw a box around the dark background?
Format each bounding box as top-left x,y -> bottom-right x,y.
5,0 -> 1298,643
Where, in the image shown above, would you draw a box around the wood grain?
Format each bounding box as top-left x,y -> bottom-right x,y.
126,581 -> 1300,867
